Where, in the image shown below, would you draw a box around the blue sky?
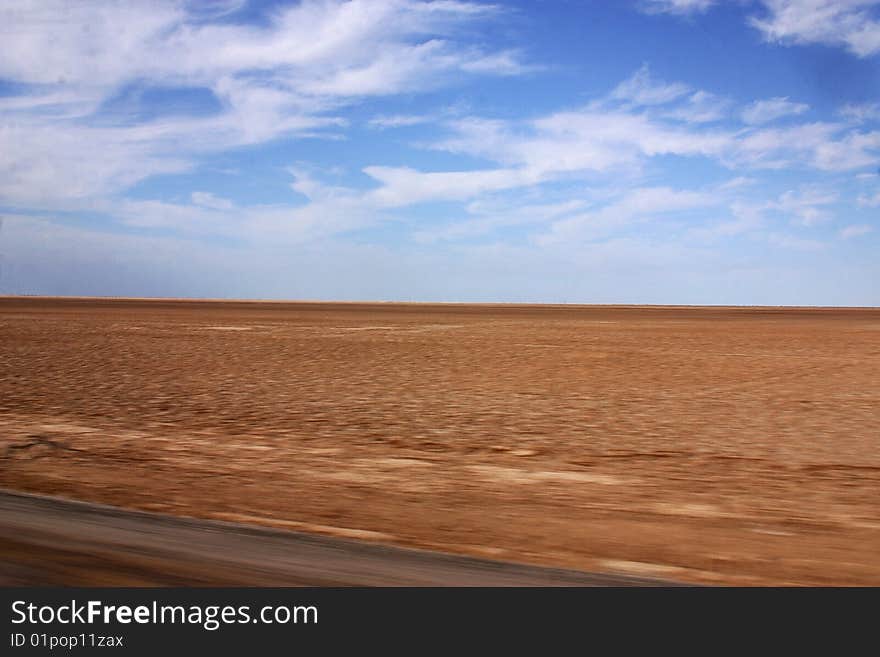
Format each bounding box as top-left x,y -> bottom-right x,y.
1,0 -> 878,304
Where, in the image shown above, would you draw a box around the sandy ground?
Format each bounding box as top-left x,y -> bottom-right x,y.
1,297 -> 878,585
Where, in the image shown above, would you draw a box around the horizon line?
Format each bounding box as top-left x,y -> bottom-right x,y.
1,294 -> 878,310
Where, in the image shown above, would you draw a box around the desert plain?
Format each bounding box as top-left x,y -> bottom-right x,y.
1,297 -> 878,585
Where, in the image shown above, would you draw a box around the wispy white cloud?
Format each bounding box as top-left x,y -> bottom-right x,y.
638,0 -> 717,15
749,0 -> 880,57
191,191 -> 234,211
0,0 -> 512,91
741,97 -> 809,124
75,60 -> 877,252
772,186 -> 838,226
840,223 -> 873,238
766,232 -> 827,250
609,65 -> 691,107
686,201 -> 766,241
840,102 -> 880,123
436,108 -> 731,179
367,114 -> 434,129
0,0 -> 524,207
729,122 -> 880,170
811,129 -> 880,170
858,190 -> 880,206
438,105 -> 879,181
664,90 -> 730,123
364,166 -> 542,207
687,186 -> 844,248
718,176 -> 757,190
641,0 -> 880,58
413,199 -> 587,243
0,120 -> 193,205
538,186 -> 719,245
417,64 -> 879,184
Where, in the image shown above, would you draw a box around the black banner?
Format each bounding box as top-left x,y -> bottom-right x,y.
1,587 -> 872,653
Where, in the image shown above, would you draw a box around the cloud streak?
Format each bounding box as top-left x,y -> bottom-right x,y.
750,0 -> 880,58
0,0 -> 525,207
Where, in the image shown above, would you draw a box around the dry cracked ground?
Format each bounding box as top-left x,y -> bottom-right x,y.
1,297 -> 878,585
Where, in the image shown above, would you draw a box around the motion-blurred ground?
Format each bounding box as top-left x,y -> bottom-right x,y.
1,298 -> 878,585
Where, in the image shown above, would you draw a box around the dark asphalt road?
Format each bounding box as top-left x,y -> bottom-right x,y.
0,490 -> 680,586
